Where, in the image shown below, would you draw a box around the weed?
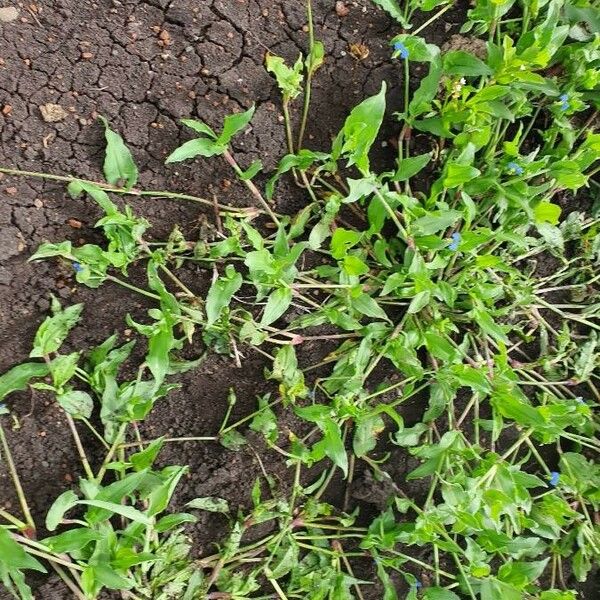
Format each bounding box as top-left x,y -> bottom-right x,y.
0,0 -> 599,599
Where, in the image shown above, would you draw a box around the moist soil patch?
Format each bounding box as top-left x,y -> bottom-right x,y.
2,1 -> 597,598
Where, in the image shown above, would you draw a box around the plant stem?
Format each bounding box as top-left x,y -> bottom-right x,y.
95,422 -> 128,484
0,166 -> 248,214
0,423 -> 36,533
64,413 -> 95,480
222,150 -> 281,225
412,3 -> 453,36
297,0 -> 315,150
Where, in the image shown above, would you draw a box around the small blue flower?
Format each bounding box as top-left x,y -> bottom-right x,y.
549,471 -> 560,487
559,93 -> 569,111
394,41 -> 409,59
412,581 -> 422,589
448,232 -> 461,251
72,261 -> 83,273
507,161 -> 524,176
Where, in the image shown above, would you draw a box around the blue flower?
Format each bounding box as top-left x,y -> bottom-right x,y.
549,471 -> 560,487
412,581 -> 422,590
394,41 -> 409,59
448,232 -> 461,251
507,161 -> 524,176
559,93 -> 569,111
72,262 -> 83,273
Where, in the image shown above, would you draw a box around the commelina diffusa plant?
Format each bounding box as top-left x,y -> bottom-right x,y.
0,0 -> 599,599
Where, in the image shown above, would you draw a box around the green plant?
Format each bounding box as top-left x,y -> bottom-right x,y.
1,0 -> 599,598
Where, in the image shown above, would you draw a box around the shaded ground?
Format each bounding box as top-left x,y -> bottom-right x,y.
0,0 -> 540,598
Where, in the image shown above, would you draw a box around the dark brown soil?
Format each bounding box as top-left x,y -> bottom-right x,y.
6,2 -> 596,600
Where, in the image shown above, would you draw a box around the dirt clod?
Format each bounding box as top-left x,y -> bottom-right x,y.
39,103 -> 68,122
441,34 -> 487,59
335,1 -> 349,17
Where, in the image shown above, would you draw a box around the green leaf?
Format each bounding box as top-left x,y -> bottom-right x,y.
443,164 -> 481,188
537,223 -> 564,254
353,415 -> 385,457
165,138 -> 225,163
181,118 -> 217,138
306,40 -> 325,74
534,201 -> 562,225
206,266 -> 243,326
480,577 -> 522,600
146,465 -> 188,516
352,294 -> 389,321
261,287 -> 293,326
130,437 -> 164,471
56,390 -> 93,419
92,565 -> 134,590
498,559 -> 549,588
473,308 -> 509,343
77,500 -> 152,525
218,105 -> 256,146
98,116 -> 138,190
443,50 -> 491,76
341,82 -> 386,174
0,362 -> 49,401
187,497 -> 230,513
30,301 -> 84,358
372,0 -> 409,26
321,418 -> 348,477
46,490 -> 79,531
220,430 -> 247,450
393,153 -> 431,181
42,529 -> 102,554
266,54 -> 303,100
411,210 -> 461,235
391,34 -> 440,62
155,512 -> 197,532
407,290 -> 431,314
573,332 -> 597,382
423,588 -> 461,600
29,240 -> 74,261
238,159 -> 263,180
392,422 -> 428,446
0,527 -> 46,572
330,228 -> 362,259
49,353 -> 79,390
409,55 -> 443,117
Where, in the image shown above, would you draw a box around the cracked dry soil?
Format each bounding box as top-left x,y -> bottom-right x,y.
0,1 -> 474,597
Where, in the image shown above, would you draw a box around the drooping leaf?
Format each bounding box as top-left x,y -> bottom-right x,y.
371,0 -> 409,27
0,527 -> 46,572
42,529 -> 103,554
0,362 -> 50,401
165,138 -> 225,163
261,287 -> 293,326
30,301 -> 84,358
206,266 -> 243,326
98,116 -> 138,190
77,500 -> 152,525
341,82 -> 387,175
46,490 -> 79,531
56,390 -> 94,419
187,497 -> 230,513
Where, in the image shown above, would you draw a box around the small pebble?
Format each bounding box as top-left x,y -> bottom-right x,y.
0,6 -> 19,22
